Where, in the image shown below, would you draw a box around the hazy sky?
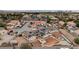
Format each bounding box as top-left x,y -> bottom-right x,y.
0,0 -> 79,10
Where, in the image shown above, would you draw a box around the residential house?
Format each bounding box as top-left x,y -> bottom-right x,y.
73,29 -> 79,37
15,36 -> 27,47
31,39 -> 41,48
6,20 -> 20,29
59,21 -> 65,28
52,31 -> 62,39
44,36 -> 59,47
67,21 -> 77,32
0,28 -> 8,35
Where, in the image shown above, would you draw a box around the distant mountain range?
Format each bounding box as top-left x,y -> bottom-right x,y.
0,10 -> 79,13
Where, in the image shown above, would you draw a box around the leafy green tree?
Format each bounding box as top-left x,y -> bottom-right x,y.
0,33 -> 2,40
74,37 -> 79,44
0,23 -> 6,28
47,16 -> 52,23
63,22 -> 67,27
74,20 -> 79,27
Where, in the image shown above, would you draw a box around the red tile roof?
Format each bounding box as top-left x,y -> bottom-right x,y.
44,36 -> 59,47
32,39 -> 41,48
52,32 -> 61,38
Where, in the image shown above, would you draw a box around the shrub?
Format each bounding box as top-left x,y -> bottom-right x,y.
20,43 -> 32,49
